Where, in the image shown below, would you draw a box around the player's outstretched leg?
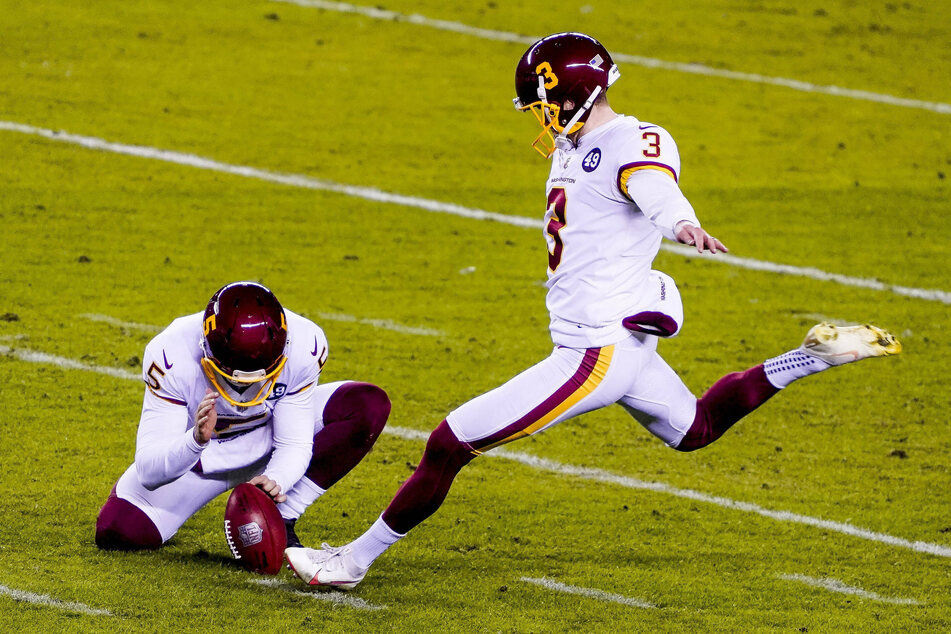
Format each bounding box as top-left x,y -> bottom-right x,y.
279,383 -> 391,549
285,420 -> 475,588
677,322 -> 900,451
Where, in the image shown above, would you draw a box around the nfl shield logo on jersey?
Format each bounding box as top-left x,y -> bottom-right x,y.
238,522 -> 264,548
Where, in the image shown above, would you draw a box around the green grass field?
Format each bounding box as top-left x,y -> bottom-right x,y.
2,0 -> 950,631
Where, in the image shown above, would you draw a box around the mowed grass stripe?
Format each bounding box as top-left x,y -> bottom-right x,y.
272,0 -> 951,115
6,342 -> 951,560
2,120 -> 949,305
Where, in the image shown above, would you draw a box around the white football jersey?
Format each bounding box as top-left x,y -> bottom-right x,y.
543,115 -> 700,348
136,309 -> 328,493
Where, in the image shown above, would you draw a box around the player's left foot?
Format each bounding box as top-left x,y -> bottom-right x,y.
284,519 -> 303,549
285,544 -> 368,590
801,322 -> 901,366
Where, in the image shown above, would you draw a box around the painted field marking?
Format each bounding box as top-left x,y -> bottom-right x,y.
79,311 -> 443,337
250,578 -> 386,610
3,120 -> 949,306
0,344 -> 140,381
778,573 -> 921,606
5,307 -> 951,561
794,313 -> 853,327
271,0 -> 951,116
80,313 -> 162,333
4,344 -> 950,560
0,583 -> 113,616
313,312 -> 444,337
383,425 -> 951,559
521,576 -> 656,609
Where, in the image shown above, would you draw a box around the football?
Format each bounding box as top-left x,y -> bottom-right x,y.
223,483 -> 287,575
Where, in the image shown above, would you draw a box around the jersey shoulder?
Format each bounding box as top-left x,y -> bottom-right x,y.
605,117 -> 683,201
283,310 -> 328,390
141,312 -> 203,404
608,117 -> 681,177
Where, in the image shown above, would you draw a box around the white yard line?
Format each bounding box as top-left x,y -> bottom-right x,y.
79,312 -> 443,337
271,0 -> 951,116
80,313 -> 162,333
313,312 -> 443,337
381,423 -> 951,559
520,576 -> 656,609
0,583 -> 113,616
250,578 -> 385,610
793,313 -> 852,327
4,344 -> 949,559
778,573 -> 921,605
2,120 -> 948,306
0,344 -> 140,381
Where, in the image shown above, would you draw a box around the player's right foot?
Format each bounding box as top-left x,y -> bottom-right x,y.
285,544 -> 367,590
801,322 -> 901,366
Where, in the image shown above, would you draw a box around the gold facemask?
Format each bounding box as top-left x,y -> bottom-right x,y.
200,355 -> 287,408
516,101 -> 586,158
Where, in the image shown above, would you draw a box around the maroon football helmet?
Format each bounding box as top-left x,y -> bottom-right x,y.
200,282 -> 288,407
513,32 -> 620,157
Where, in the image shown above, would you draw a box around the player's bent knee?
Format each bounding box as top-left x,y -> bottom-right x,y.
95,493 -> 163,551
352,382 -> 391,437
326,382 -> 391,440
424,420 -> 476,469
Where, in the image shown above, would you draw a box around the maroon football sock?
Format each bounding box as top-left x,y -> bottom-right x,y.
677,364 -> 780,452
305,382 -> 390,489
381,420 -> 476,535
95,488 -> 163,550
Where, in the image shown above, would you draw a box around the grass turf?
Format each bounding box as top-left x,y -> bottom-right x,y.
1,0 -> 949,631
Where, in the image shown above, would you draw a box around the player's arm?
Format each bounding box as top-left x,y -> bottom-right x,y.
250,378 -> 320,503
134,352 -> 214,490
620,127 -> 728,253
252,328 -> 328,501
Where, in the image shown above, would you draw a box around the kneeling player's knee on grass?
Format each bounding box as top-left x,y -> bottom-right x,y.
95,494 -> 162,550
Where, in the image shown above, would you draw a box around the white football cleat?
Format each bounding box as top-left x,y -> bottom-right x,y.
801,322 -> 901,366
285,543 -> 367,590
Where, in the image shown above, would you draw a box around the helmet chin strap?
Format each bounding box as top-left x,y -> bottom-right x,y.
554,85 -> 603,150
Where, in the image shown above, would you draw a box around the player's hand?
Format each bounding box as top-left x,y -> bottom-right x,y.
193,389 -> 218,445
248,475 -> 287,503
675,222 -> 729,254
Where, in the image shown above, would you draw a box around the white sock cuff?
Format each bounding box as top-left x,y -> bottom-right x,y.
277,477 -> 326,521
764,348 -> 830,389
374,515 -> 406,541
348,516 -> 405,570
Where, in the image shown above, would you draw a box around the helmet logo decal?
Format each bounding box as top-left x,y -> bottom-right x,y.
535,61 -> 559,90
203,314 -> 217,336
582,148 -> 602,173
588,54 -> 604,68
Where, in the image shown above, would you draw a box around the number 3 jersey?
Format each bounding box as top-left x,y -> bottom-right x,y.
544,115 -> 701,348
136,309 -> 329,494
